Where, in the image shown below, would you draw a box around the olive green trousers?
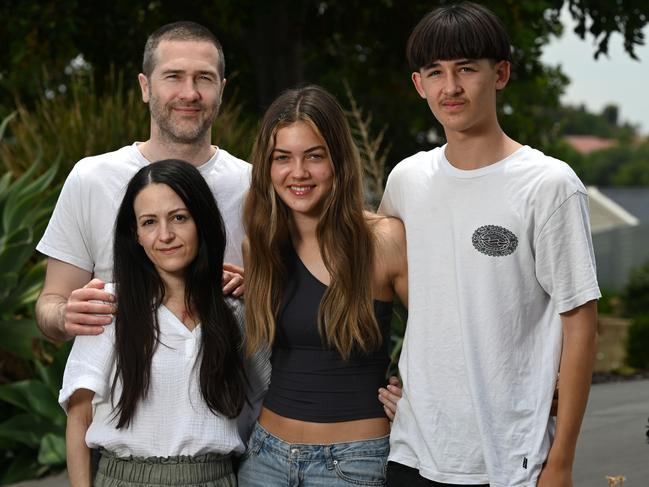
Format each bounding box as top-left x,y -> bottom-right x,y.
94,450 -> 236,487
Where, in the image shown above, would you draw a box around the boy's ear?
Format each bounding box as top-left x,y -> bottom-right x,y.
411,72 -> 427,99
495,60 -> 511,91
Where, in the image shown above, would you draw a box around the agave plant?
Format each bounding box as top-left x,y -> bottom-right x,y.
0,113 -> 67,484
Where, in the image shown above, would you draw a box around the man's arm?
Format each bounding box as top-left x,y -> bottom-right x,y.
36,258 -> 114,342
537,299 -> 597,487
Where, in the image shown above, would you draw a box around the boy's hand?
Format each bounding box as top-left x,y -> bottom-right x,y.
378,376 -> 402,421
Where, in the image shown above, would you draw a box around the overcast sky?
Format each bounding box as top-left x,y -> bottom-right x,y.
541,8 -> 649,135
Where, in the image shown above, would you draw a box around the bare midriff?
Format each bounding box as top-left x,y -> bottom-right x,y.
258,407 -> 390,444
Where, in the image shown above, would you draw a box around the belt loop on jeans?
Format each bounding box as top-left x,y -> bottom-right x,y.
250,423 -> 267,455
324,445 -> 335,470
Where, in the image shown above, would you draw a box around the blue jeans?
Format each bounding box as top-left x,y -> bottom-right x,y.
238,422 -> 389,486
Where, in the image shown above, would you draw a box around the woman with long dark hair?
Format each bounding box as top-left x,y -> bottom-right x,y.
239,85 -> 408,486
60,159 -> 249,487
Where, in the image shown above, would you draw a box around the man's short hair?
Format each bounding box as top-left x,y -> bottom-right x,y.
142,21 -> 225,79
406,2 -> 512,72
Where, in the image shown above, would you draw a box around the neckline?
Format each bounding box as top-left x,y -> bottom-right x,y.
160,304 -> 201,335
288,243 -> 393,307
440,143 -> 529,179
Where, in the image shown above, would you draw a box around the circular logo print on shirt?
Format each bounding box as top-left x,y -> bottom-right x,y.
472,225 -> 518,257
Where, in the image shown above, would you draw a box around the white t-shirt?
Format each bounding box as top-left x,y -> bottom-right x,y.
59,285 -> 251,457
37,143 -> 250,280
380,145 -> 600,487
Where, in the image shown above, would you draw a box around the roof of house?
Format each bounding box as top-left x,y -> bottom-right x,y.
597,187 -> 649,224
588,187 -> 639,233
564,135 -> 617,155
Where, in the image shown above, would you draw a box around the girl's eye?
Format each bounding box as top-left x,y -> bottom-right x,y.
141,219 -> 155,226
174,214 -> 188,222
308,153 -> 325,160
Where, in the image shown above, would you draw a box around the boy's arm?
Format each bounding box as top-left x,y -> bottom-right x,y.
66,388 -> 94,487
537,299 -> 597,487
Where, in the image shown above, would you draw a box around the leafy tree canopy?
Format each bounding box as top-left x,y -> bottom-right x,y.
1,0 -> 648,164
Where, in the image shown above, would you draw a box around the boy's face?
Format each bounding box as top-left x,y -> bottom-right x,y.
412,59 -> 509,137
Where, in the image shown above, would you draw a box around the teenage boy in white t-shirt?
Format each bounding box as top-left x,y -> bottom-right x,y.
380,3 -> 600,486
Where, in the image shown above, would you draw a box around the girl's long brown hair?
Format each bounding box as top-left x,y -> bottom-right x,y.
244,85 -> 380,359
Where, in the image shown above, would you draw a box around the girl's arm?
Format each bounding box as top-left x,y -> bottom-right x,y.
66,388 -> 95,487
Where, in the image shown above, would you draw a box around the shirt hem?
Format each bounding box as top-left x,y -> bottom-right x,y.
36,242 -> 93,274
387,454 -> 489,484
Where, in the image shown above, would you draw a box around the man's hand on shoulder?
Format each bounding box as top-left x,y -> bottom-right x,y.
64,278 -> 115,336
223,262 -> 244,298
36,259 -> 115,341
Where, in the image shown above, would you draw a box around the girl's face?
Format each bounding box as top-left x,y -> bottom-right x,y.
134,183 -> 198,281
269,121 -> 334,219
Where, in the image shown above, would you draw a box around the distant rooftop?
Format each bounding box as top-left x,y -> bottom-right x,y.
564,135 -> 617,155
597,187 -> 649,224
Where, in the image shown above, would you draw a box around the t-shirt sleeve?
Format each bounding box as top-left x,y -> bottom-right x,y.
36,166 -> 94,272
535,191 -> 601,314
378,170 -> 402,218
58,319 -> 116,413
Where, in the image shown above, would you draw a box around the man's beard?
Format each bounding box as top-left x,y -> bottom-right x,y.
149,95 -> 220,144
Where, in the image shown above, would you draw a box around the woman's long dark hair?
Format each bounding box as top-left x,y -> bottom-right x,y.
111,159 -> 246,428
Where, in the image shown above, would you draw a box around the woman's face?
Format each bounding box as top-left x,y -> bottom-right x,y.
269,121 -> 334,219
134,183 -> 199,281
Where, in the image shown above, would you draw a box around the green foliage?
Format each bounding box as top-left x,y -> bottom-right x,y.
623,261 -> 649,370
623,260 -> 649,317
1,71 -> 255,180
0,114 -> 68,482
597,288 -> 621,315
625,315 -> 649,369
2,1 -> 649,169
388,298 -> 407,379
552,104 -> 638,139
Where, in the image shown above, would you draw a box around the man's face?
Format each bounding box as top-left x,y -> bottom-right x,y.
138,39 -> 225,145
411,58 -> 509,136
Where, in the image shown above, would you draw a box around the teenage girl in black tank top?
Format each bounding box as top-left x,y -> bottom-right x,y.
239,85 -> 408,486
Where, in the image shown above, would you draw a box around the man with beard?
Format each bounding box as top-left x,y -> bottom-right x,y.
36,21 -> 250,341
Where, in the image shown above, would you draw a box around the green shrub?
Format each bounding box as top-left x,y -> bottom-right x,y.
625,315 -> 649,369
1,71 -> 255,181
0,114 -> 68,483
623,260 -> 649,317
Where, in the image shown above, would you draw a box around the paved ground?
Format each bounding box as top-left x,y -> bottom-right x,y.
573,379 -> 649,487
9,379 -> 649,487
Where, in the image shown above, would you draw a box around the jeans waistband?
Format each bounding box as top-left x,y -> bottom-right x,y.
248,421 -> 390,461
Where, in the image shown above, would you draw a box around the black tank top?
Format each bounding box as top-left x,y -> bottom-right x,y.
263,244 -> 393,422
